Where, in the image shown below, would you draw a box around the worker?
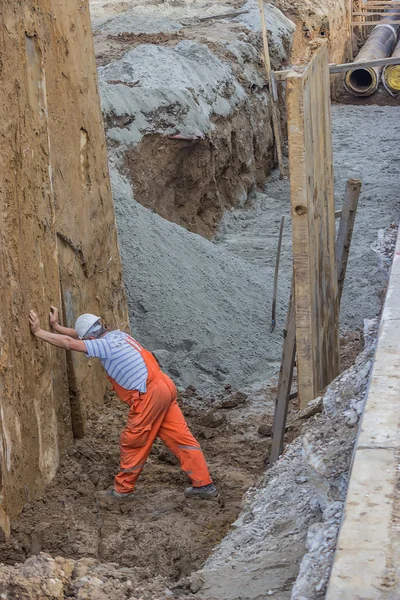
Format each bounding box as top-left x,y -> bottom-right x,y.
29,307 -> 217,500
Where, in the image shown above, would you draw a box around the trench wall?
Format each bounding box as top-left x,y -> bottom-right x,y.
0,0 -> 128,532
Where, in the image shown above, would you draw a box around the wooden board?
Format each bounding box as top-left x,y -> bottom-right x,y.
270,179 -> 361,465
351,19 -> 400,24
274,56 -> 400,81
286,43 -> 340,407
269,282 -> 296,465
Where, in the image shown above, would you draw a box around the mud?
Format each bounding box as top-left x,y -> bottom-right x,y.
0,386 -> 273,581
0,329 -> 365,599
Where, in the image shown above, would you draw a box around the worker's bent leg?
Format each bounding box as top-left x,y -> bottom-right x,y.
114,378 -> 173,494
158,394 -> 212,487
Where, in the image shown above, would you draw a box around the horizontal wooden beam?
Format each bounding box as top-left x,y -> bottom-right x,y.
274,55 -> 400,81
329,55 -> 400,72
351,19 -> 400,24
352,11 -> 400,15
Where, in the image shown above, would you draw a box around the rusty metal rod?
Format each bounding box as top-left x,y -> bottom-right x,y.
383,35 -> 400,94
344,17 -> 400,96
271,216 -> 285,333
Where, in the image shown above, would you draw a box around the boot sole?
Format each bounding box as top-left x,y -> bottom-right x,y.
184,491 -> 219,499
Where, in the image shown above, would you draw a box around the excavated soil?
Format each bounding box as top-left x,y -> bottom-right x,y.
0,336 -> 361,589
0,386 -> 272,581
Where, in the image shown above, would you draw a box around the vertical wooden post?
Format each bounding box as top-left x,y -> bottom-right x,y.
257,0 -> 284,178
269,282 -> 296,465
349,0 -> 354,60
336,179 -> 362,300
287,43 -> 339,408
269,178 -> 361,465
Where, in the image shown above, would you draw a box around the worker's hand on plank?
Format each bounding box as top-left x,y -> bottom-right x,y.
49,305 -> 79,338
49,305 -> 59,329
29,309 -> 86,352
29,310 -> 41,335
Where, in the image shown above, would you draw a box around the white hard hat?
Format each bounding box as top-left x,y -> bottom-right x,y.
75,313 -> 101,339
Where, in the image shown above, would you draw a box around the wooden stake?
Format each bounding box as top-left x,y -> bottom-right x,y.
271,216 -> 285,332
269,178 -> 361,466
269,281 -> 296,465
349,0 -> 354,61
257,0 -> 284,178
336,179 -> 362,301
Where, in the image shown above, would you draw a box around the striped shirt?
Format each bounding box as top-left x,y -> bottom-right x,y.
84,330 -> 148,392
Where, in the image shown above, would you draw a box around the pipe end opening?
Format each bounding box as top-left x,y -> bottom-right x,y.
345,67 -> 377,96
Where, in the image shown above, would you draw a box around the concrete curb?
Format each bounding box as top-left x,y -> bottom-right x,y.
326,228 -> 400,599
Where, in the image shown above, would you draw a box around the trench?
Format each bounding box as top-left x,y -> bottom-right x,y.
1,103 -> 399,599
1,1 -> 400,598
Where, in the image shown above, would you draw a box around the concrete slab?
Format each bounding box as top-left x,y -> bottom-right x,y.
373,318 -> 400,378
381,241 -> 400,322
358,375 -> 400,448
326,448 -> 398,599
327,226 -> 400,598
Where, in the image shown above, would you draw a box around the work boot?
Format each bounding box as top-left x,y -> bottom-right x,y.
97,489 -> 134,501
184,483 -> 218,499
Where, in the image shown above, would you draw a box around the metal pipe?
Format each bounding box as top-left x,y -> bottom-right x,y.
344,16 -> 400,96
383,35 -> 400,94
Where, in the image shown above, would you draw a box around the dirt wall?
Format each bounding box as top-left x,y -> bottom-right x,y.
0,0 -> 128,532
274,0 -> 350,95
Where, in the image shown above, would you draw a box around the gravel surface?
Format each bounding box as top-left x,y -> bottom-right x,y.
112,105 -> 400,394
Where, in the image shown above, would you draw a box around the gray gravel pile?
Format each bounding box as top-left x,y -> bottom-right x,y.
111,170 -> 287,393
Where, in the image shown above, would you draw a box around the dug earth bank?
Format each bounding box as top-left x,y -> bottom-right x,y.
0,1 -> 399,599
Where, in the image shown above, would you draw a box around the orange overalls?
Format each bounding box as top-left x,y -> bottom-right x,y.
108,335 -> 213,494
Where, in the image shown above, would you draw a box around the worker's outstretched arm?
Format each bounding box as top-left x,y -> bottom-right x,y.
49,305 -> 79,338
29,310 -> 86,352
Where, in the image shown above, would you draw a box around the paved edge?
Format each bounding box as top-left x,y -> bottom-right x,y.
326,228 -> 400,600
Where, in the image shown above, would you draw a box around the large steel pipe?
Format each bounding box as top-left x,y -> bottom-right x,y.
383,36 -> 400,95
345,18 -> 399,97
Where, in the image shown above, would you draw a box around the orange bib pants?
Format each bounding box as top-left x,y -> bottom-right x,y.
109,335 -> 212,494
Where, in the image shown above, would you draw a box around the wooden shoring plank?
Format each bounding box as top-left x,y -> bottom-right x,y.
336,180 -> 362,300
270,179 -> 361,466
269,282 -> 296,465
286,43 -> 339,408
257,0 -> 285,178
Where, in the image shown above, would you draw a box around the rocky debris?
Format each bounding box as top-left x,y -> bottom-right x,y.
258,423 -> 273,437
218,391 -> 248,409
0,553 -> 197,600
196,318 -> 378,600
